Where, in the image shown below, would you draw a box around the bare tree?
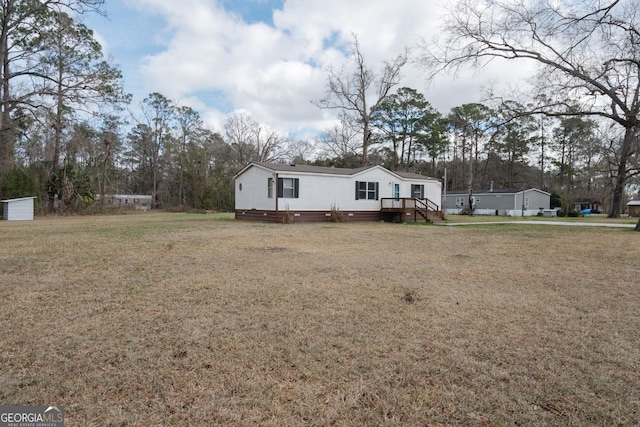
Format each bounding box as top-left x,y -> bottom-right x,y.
223,111 -> 254,164
96,116 -> 121,210
420,0 -> 640,229
316,34 -> 407,166
280,137 -> 315,164
316,115 -> 361,165
252,125 -> 284,163
224,111 -> 285,164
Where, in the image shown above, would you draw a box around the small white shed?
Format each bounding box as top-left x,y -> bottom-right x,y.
1,197 -> 36,220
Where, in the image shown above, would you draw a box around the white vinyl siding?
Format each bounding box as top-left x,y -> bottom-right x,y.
1,197 -> 36,220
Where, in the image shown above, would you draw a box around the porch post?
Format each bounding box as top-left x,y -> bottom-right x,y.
442,168 -> 447,220
275,173 -> 279,223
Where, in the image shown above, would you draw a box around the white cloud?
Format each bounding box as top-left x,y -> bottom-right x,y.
113,0 -> 535,136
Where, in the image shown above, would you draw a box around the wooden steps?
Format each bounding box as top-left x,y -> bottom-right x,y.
416,207 -> 444,224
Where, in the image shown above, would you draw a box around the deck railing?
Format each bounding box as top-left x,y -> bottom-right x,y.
416,198 -> 440,214
380,197 -> 442,220
381,198 -> 414,210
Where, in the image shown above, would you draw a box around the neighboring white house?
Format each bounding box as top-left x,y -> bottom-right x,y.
574,199 -> 602,214
97,194 -> 152,210
1,197 -> 37,220
445,188 -> 551,216
234,162 -> 443,222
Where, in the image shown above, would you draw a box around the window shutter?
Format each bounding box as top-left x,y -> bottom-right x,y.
294,178 -> 299,198
355,181 -> 360,200
420,185 -> 424,199
277,177 -> 283,198
375,182 -> 379,200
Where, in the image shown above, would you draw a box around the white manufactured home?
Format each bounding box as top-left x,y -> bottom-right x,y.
98,194 -> 152,210
445,188 -> 551,216
1,197 -> 36,220
234,162 -> 443,222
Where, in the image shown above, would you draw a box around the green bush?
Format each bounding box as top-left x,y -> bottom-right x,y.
0,166 -> 39,200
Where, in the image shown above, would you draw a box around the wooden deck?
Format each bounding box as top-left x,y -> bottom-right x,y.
380,198 -> 443,223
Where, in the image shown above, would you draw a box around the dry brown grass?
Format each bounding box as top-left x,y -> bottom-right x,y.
1,213 -> 639,426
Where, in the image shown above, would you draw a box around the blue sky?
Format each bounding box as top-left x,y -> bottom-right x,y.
82,0 -> 531,138
219,0 -> 285,25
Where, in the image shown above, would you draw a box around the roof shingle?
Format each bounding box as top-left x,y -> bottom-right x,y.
250,162 -> 437,180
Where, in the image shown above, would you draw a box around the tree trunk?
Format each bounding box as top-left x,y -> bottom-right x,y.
0,23 -> 13,172
99,137 -> 114,211
467,147 -> 474,215
48,48 -> 66,212
539,116 -> 545,189
609,127 -> 634,218
362,106 -> 369,166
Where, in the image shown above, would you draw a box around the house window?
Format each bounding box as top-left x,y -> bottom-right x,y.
455,197 -> 465,207
277,177 -> 299,198
267,178 -> 274,198
411,184 -> 424,199
524,197 -> 529,208
355,181 -> 379,200
282,179 -> 294,198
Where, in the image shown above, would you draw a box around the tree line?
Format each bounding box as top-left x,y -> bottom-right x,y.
421,0 -> 640,229
0,1 -> 638,230
317,83 -> 635,216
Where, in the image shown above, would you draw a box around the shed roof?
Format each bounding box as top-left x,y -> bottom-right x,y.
1,196 -> 37,203
237,162 -> 438,181
628,200 -> 640,206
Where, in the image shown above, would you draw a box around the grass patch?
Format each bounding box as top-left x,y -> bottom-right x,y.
1,213 -> 639,425
446,213 -> 638,224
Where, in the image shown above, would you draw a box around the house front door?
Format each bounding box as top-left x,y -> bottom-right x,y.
393,183 -> 401,208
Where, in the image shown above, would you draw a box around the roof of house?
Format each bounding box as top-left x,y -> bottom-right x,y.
237,162 -> 438,181
628,200 -> 640,206
574,199 -> 601,203
252,162 -> 368,175
446,188 -> 550,196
